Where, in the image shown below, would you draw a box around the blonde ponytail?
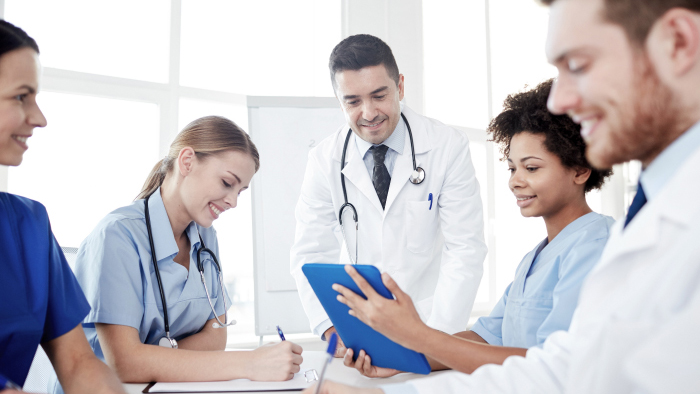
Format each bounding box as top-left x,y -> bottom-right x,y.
135,116 -> 259,200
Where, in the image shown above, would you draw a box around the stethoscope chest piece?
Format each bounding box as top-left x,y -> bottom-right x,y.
410,167 -> 425,185
159,336 -> 178,348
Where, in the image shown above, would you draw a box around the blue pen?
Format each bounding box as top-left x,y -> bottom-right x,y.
276,325 -> 286,341
314,332 -> 338,394
428,193 -> 433,210
0,375 -> 21,390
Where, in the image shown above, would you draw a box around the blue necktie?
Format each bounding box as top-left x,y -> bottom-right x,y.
624,182 -> 647,228
370,145 -> 391,209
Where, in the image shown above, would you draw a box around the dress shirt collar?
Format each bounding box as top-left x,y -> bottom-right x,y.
641,120 -> 700,201
355,114 -> 407,159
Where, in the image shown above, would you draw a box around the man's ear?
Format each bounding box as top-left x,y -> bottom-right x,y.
649,8 -> 700,77
177,147 -> 196,176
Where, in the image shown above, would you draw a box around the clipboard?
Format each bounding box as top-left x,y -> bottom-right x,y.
142,351 -> 326,392
302,264 -> 431,375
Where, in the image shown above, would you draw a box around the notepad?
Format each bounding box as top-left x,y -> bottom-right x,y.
302,264 -> 431,375
144,350 -> 325,393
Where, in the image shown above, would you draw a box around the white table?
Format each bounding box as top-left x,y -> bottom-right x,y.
122,351 -> 444,394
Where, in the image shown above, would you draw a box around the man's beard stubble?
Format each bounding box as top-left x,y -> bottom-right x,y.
587,54 -> 683,169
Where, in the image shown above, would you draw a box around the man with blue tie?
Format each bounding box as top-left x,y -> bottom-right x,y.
290,34 -> 487,356
306,0 -> 700,392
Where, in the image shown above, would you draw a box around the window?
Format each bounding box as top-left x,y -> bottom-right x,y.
8,93 -> 159,247
3,0 -> 340,344
6,0 -> 171,83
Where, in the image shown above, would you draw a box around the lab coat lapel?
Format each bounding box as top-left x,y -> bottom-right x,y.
597,144 -> 700,268
384,135 -> 413,213
384,106 -> 432,213
340,132 -> 384,214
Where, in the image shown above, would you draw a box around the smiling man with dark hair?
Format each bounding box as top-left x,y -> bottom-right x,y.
305,0 -> 700,393
291,34 -> 487,358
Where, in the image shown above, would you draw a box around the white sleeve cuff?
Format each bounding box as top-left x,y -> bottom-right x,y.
314,318 -> 333,338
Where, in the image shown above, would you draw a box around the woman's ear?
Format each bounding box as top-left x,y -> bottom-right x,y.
177,147 -> 196,176
573,166 -> 592,186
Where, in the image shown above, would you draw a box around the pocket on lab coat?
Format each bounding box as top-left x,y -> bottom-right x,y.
405,200 -> 439,254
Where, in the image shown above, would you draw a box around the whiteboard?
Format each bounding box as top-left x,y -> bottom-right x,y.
248,96 -> 346,335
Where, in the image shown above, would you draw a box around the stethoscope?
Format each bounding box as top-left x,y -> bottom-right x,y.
338,113 -> 425,264
144,193 -> 236,349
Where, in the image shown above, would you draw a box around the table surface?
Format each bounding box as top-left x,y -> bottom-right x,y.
122,350 -> 444,394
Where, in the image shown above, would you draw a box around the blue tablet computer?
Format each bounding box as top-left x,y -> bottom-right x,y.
302,263 -> 431,375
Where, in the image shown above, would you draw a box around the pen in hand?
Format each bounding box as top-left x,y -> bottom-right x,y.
277,325 -> 286,341
315,333 -> 338,394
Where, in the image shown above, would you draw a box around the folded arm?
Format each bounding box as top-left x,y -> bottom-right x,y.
43,324 -> 125,394
175,315 -> 227,351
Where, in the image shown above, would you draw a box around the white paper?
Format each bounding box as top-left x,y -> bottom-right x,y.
147,351 -> 326,393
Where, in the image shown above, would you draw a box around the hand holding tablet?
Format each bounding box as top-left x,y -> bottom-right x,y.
302,264 -> 431,375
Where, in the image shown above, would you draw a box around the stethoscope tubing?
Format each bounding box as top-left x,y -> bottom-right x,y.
144,194 -> 172,337
338,112 -> 424,263
144,193 -> 232,343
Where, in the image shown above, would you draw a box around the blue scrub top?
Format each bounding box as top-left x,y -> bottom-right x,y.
0,193 -> 90,387
471,212 -> 614,348
50,188 -> 233,393
80,188 -> 231,351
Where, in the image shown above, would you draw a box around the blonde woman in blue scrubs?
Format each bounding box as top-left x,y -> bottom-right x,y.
331,79 -> 614,380
50,117 -> 302,394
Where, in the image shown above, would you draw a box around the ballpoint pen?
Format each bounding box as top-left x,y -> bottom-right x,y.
314,332 -> 338,394
428,193 -> 433,210
276,325 -> 286,341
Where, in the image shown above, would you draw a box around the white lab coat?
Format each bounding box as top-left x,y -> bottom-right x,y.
290,105 -> 487,336
406,144 -> 700,393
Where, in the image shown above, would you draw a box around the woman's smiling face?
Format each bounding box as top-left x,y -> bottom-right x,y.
179,149 -> 256,228
507,132 -> 586,219
0,47 -> 47,166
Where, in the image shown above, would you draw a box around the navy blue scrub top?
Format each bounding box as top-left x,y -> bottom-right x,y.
0,193 -> 90,387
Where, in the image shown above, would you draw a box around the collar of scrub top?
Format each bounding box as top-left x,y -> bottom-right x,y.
147,188 -> 236,333
146,188 -> 203,348
355,115 -> 407,161
146,188 -> 202,262
638,120 -> 700,203
524,212 -> 600,279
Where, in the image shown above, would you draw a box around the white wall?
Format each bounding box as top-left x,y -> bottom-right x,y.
341,0 -> 424,114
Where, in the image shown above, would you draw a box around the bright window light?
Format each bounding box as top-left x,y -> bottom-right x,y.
180,0 -> 340,96
4,0 -> 171,82
489,0 -> 557,114
8,92 -> 160,247
423,0 -> 489,129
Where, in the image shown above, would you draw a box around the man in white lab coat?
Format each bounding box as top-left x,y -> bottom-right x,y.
305,0 -> 700,393
290,34 -> 487,353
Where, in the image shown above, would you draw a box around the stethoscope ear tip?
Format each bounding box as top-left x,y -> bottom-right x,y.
212,320 -> 237,329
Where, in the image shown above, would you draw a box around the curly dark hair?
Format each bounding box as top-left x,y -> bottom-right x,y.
487,78 -> 612,193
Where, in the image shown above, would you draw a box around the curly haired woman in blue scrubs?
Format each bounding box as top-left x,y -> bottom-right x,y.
331,78 -> 615,380
49,116 -> 303,394
0,20 -> 124,394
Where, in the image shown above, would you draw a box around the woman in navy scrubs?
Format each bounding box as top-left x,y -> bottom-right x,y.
0,20 -> 124,394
